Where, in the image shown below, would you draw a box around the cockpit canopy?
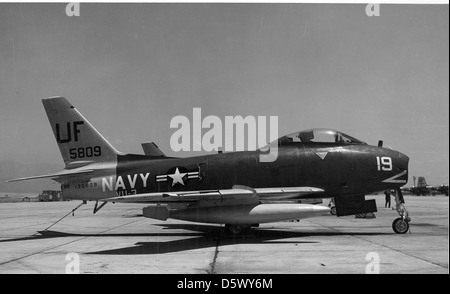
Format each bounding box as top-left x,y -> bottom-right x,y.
277,128 -> 366,146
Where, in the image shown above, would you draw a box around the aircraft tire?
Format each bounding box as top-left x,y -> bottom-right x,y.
330,207 -> 337,215
392,218 -> 409,234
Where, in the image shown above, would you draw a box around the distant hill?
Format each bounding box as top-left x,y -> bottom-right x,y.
0,160 -> 63,193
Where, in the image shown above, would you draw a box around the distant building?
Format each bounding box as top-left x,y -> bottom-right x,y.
38,190 -> 63,202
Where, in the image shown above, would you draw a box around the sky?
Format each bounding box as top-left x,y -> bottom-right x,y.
0,3 -> 448,187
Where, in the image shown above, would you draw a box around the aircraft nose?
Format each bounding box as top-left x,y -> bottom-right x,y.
398,151 -> 409,172
394,150 -> 409,184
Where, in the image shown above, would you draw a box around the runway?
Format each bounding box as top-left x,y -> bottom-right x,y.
0,195 -> 447,274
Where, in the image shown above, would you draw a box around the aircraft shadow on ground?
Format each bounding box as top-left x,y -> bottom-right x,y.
85,223 -> 390,255
0,223 -> 390,255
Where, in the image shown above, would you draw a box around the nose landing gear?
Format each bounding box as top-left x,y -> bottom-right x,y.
392,188 -> 411,234
392,217 -> 410,234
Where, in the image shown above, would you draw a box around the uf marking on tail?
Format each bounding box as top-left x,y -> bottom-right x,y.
56,121 -> 84,143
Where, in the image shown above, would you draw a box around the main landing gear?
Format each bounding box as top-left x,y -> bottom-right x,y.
392,188 -> 411,234
225,224 -> 247,235
224,224 -> 258,235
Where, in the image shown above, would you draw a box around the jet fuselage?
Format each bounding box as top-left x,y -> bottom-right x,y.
63,143 -> 409,201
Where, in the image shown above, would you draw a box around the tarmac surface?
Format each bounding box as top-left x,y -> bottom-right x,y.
0,195 -> 447,274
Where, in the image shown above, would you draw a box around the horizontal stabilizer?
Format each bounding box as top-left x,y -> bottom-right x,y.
7,169 -> 93,182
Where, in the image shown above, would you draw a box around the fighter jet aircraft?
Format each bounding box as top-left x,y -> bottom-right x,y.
8,97 -> 411,234
402,177 -> 449,196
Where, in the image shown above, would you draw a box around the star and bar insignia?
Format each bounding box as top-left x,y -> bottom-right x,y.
156,167 -> 201,187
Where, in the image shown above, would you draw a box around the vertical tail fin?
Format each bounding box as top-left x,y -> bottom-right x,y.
417,176 -> 428,188
42,97 -> 121,167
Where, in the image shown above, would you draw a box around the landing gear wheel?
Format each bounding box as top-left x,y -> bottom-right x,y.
225,224 -> 248,235
330,206 -> 337,215
392,218 -> 409,234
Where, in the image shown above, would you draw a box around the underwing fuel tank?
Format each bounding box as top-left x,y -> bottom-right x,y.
143,204 -> 330,224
